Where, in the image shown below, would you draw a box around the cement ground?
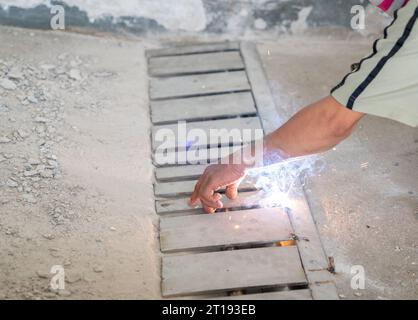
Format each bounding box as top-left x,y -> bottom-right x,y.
259,37 -> 418,300
0,26 -> 417,299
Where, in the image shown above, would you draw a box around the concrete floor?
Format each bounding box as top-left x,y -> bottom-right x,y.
0,26 -> 160,299
259,37 -> 418,300
0,25 -> 417,300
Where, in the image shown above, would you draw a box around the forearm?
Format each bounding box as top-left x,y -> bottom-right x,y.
265,96 -> 364,159
230,96 -> 364,168
192,97 -> 364,212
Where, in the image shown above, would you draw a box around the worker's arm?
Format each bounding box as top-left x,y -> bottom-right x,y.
190,96 -> 365,213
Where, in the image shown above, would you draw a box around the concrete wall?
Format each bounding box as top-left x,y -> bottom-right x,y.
0,0 -> 371,35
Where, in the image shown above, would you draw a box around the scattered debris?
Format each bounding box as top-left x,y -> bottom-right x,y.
66,274 -> 82,284
6,179 -> 19,188
7,68 -> 24,80
0,136 -> 11,144
58,290 -> 72,297
0,78 -> 17,90
36,271 -> 50,279
24,170 -> 38,177
63,259 -> 72,267
34,117 -> 49,124
68,69 -> 82,81
17,129 -> 30,139
327,256 -> 336,274
22,194 -> 37,204
93,265 -> 104,273
93,71 -> 114,78
42,234 -> 55,240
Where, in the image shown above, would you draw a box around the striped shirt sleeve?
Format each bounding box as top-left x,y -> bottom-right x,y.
370,0 -> 410,15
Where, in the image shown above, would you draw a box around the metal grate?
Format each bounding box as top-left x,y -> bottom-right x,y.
146,41 -> 338,300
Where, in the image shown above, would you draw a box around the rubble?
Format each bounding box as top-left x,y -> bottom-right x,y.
6,179 -> 19,188
93,265 -> 104,273
0,136 -> 11,144
7,68 -> 24,80
68,69 -> 82,81
0,78 -> 17,90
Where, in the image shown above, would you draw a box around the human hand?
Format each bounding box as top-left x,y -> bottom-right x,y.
189,164 -> 247,213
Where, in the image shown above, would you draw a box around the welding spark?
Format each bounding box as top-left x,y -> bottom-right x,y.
247,154 -> 323,209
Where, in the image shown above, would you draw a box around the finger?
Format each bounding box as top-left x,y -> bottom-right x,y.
225,182 -> 239,200
201,188 -> 223,209
202,203 -> 216,214
189,175 -> 205,207
197,176 -> 225,208
200,193 -> 223,211
202,193 -> 223,213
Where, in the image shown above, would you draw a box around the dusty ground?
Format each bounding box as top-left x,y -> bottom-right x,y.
259,36 -> 418,300
0,26 -> 160,299
0,25 -> 417,300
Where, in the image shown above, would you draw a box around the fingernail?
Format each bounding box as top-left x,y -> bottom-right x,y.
188,200 -> 198,208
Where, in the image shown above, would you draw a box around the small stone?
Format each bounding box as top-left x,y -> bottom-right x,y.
0,137 -> 11,144
49,249 -> 61,258
66,274 -> 81,284
27,95 -> 38,104
93,71 -> 114,78
34,117 -> 49,123
395,246 -> 401,252
63,259 -> 72,267
8,68 -> 24,80
40,170 -> 54,178
338,294 -> 346,299
47,160 -> 58,167
110,227 -> 116,232
23,292 -> 34,300
40,64 -> 56,71
6,179 -> 18,188
28,158 -> 40,165
24,170 -> 38,177
354,292 -> 362,297
68,69 -> 82,81
23,194 -> 37,204
93,265 -> 104,273
58,290 -> 72,297
43,292 -> 57,299
55,67 -> 66,75
42,234 -> 55,240
36,271 -> 50,279
17,130 -> 30,139
0,78 -> 17,90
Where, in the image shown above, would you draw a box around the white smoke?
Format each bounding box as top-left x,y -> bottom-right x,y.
247,154 -> 325,209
